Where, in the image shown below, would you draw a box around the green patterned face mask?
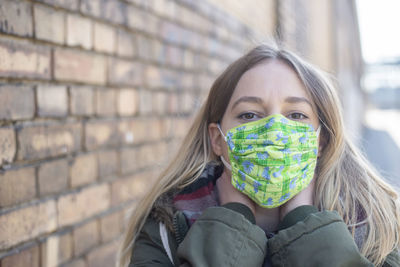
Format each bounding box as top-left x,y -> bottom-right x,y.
218,114 -> 320,208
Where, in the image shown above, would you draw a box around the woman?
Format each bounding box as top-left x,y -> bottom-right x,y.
118,44 -> 400,266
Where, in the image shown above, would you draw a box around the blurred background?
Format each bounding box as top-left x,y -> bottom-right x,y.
0,0 -> 398,266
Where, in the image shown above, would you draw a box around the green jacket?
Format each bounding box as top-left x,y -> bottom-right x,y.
129,164 -> 400,266
130,203 -> 400,266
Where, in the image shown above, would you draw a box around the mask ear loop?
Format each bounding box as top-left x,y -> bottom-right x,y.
216,123 -> 232,171
316,126 -> 321,137
217,123 -> 227,141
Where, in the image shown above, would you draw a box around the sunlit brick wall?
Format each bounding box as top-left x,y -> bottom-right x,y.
0,0 -> 264,266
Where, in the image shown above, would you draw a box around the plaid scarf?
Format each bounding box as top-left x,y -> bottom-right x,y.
172,163 -> 223,226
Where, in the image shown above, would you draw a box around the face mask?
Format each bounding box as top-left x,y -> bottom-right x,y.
218,114 -> 320,208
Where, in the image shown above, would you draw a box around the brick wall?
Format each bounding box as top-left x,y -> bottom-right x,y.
0,0 -> 263,266
0,0 -> 362,266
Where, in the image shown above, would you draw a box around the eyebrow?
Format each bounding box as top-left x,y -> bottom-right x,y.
231,95 -> 313,111
284,96 -> 313,107
231,96 -> 264,110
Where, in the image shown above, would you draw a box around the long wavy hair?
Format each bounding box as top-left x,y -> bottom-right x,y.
117,44 -> 400,266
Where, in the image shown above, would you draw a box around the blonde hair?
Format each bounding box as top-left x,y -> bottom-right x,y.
117,44 -> 400,266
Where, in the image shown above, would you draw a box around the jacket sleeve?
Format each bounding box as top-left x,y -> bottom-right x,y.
129,217 -> 176,267
268,205 -> 374,267
177,203 -> 268,267
383,249 -> 400,267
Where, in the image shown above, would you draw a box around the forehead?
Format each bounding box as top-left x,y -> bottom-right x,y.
230,60 -> 310,102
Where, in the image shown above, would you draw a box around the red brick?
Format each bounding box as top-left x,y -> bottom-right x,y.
0,167 -> 35,207
116,29 -> 135,58
0,0 -> 33,37
95,89 -> 116,116
70,86 -> 94,116
84,120 -> 118,150
0,200 -> 57,249
111,171 -> 154,206
94,22 -> 116,54
38,159 -> 68,196
57,184 -> 110,227
0,37 -> 50,79
36,0 -> 79,10
73,220 -> 100,256
97,150 -> 118,180
100,211 -> 122,242
17,122 -> 81,161
34,4 -> 65,44
54,48 -> 106,84
70,153 -> 98,188
117,89 -> 138,116
0,127 -> 16,166
0,85 -> 35,120
108,58 -> 143,86
66,14 -> 92,50
1,245 -> 39,267
40,232 -> 72,266
37,85 -> 68,117
87,242 -> 119,267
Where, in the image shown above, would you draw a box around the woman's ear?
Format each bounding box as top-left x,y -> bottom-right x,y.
208,123 -> 224,156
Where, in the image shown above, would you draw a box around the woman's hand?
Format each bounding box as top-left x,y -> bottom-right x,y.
217,170 -> 256,215
279,178 -> 315,221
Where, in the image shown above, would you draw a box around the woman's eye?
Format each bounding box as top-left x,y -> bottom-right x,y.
239,112 -> 259,120
288,113 -> 308,120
